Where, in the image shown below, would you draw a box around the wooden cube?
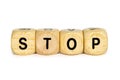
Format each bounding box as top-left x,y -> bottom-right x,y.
60,29 -> 83,55
83,28 -> 108,55
11,28 -> 35,55
36,29 -> 59,55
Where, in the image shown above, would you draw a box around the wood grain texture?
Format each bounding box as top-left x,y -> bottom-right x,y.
60,29 -> 83,55
36,29 -> 59,55
83,28 -> 108,55
11,28 -> 35,55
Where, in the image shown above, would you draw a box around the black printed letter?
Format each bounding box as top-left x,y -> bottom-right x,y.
67,38 -> 77,50
19,37 -> 27,50
92,38 -> 100,49
43,38 -> 51,49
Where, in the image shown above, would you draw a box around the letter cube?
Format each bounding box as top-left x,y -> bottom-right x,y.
11,28 -> 35,55
60,29 -> 83,55
83,28 -> 108,55
36,29 -> 59,55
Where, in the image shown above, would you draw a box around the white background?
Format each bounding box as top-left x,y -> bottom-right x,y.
0,0 -> 119,80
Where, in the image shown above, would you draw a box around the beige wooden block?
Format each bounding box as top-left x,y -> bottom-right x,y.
60,29 -> 83,55
36,29 -> 59,55
83,28 -> 108,55
11,28 -> 35,55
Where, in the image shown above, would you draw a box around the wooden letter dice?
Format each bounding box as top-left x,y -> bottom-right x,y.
83,28 -> 108,55
36,29 -> 59,55
11,28 -> 35,55
60,29 -> 83,55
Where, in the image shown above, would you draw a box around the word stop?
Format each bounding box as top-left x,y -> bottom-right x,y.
11,28 -> 108,55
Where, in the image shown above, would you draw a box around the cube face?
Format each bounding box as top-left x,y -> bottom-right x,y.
60,29 -> 83,55
36,29 -> 59,55
83,28 -> 108,55
11,28 -> 35,55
